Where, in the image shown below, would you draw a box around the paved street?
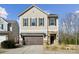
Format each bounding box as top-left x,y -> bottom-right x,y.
1,45 -> 79,54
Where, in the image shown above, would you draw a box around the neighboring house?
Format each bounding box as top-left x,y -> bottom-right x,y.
19,5 -> 58,45
0,17 -> 19,43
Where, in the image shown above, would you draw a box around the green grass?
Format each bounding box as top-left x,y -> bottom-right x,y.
61,38 -> 79,45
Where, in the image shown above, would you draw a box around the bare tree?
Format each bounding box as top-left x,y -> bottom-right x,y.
59,12 -> 79,45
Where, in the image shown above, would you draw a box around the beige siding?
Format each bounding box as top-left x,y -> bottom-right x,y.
19,7 -> 48,34
19,6 -> 58,44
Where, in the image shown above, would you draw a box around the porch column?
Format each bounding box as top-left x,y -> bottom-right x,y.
43,35 -> 48,45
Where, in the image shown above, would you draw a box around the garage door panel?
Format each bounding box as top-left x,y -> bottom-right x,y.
0,35 -> 7,43
24,36 -> 43,45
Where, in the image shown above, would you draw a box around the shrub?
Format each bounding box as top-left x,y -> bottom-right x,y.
60,45 -> 66,50
1,40 -> 16,49
77,39 -> 79,45
61,38 -> 69,45
52,45 -> 58,50
61,38 -> 76,45
46,41 -> 49,45
65,38 -> 69,44
70,39 -> 76,44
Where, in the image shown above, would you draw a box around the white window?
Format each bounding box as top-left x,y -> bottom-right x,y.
30,18 -> 37,26
49,18 -> 56,26
39,18 -> 44,26
10,27 -> 12,31
23,18 -> 28,26
0,24 -> 3,29
8,23 -> 12,31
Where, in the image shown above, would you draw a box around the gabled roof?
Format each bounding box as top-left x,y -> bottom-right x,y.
0,17 -> 8,23
18,5 -> 48,17
0,17 -> 17,23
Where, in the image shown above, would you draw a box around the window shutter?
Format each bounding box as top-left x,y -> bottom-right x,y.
2,24 -> 3,29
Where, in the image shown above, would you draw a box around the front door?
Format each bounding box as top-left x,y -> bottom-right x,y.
50,34 -> 56,44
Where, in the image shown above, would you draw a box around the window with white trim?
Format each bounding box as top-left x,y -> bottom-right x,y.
0,24 -> 3,29
23,18 -> 28,26
39,18 -> 44,26
49,18 -> 56,26
30,18 -> 37,26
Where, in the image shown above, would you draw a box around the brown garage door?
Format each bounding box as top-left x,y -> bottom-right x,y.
24,36 -> 43,45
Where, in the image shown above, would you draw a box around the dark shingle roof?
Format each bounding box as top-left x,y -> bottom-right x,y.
48,14 -> 58,18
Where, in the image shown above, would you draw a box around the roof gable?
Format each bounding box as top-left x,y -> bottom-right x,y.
0,17 -> 8,23
18,5 -> 48,17
0,17 -> 17,24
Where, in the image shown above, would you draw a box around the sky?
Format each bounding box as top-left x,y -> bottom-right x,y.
0,4 -> 79,21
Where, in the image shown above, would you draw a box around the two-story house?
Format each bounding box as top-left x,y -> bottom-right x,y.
19,5 -> 58,45
0,17 -> 19,43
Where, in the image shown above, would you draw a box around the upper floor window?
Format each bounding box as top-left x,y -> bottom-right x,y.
23,18 -> 28,26
49,18 -> 56,26
8,23 -> 12,31
39,18 -> 44,26
30,18 -> 37,26
0,24 -> 3,29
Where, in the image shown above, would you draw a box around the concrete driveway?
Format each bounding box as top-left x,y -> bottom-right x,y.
2,45 -> 46,54
1,45 -> 79,54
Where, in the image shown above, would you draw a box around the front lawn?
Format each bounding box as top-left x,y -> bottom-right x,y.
44,44 -> 79,51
